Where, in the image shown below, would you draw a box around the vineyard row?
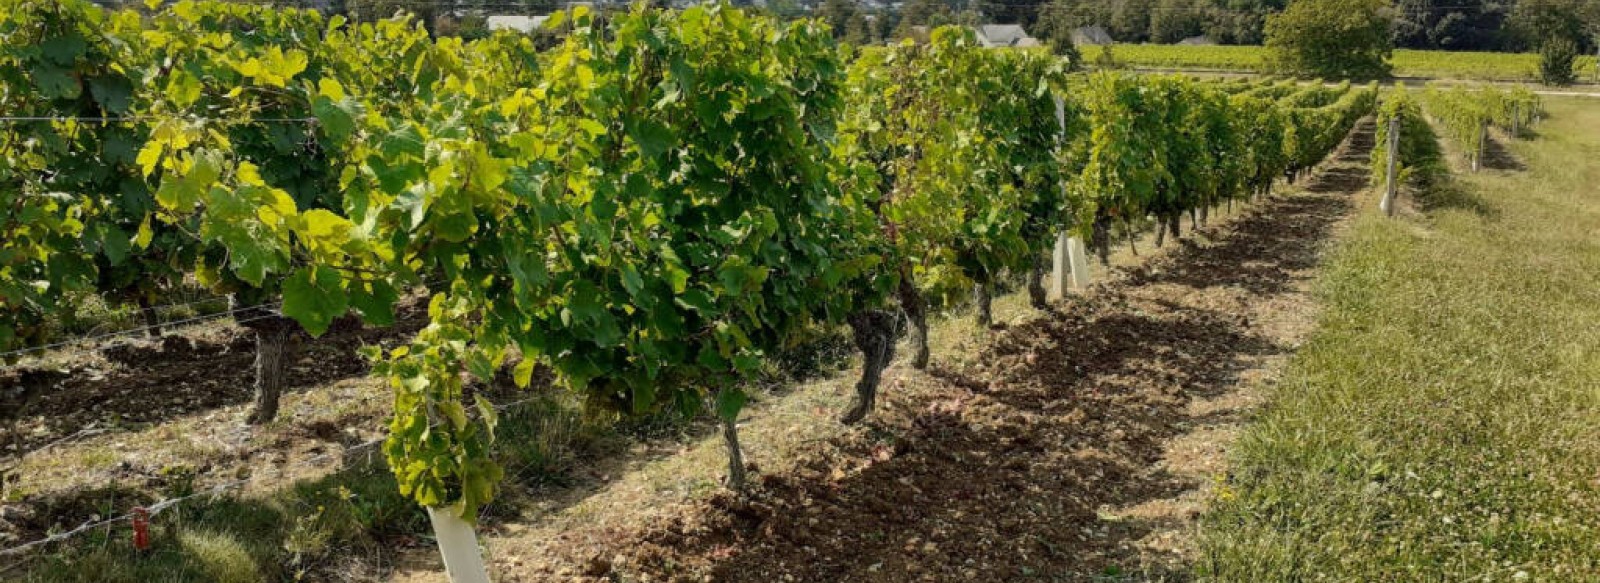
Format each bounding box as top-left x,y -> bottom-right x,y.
1,0 -> 1375,522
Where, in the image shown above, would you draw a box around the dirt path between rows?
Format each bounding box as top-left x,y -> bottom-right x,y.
392,119 -> 1378,583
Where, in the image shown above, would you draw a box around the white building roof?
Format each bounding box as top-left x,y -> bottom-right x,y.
486,15 -> 549,33
976,24 -> 1031,47
1071,25 -> 1113,46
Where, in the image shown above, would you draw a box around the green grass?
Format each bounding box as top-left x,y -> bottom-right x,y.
1196,98 -> 1600,580
1080,44 -> 1600,83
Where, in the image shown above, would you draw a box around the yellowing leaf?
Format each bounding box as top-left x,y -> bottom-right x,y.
318,78 -> 346,101
299,208 -> 353,247
133,214 -> 154,249
136,141 -> 163,178
236,161 -> 265,186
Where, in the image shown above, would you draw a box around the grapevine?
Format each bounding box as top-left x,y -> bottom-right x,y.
0,1 -> 1383,532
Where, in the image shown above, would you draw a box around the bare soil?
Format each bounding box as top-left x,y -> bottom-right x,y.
1,304 -> 426,457
0,302 -> 429,545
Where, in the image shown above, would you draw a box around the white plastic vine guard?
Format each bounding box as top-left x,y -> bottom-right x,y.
427,506 -> 492,583
1051,232 -> 1092,299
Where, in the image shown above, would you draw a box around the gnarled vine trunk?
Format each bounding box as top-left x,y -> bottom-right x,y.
1091,211 -> 1113,267
1166,212 -> 1182,242
1123,218 -> 1138,256
841,309 -> 898,425
721,413 -> 747,494
241,312 -> 299,426
1026,253 -> 1048,310
136,296 -> 161,338
897,276 -> 930,370
973,281 -> 992,328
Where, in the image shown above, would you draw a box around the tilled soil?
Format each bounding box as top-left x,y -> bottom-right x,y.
0,303 -> 427,458
475,119 -> 1378,583
0,303 -> 430,547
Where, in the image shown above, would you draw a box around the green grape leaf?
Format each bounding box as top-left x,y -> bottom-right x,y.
39,34 -> 87,66
97,223 -> 130,267
629,120 -> 675,159
349,280 -> 399,327
281,266 -> 350,337
714,388 -> 746,423
313,95 -> 358,141
32,64 -> 78,100
88,76 -> 134,114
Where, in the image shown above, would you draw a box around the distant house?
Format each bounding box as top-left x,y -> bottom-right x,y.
975,24 -> 1037,48
486,15 -> 549,33
1071,25 -> 1113,46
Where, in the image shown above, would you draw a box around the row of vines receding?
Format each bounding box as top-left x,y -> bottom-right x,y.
0,0 -> 1376,522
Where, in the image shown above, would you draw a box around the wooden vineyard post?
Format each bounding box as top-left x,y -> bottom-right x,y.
1511,102 -> 1520,138
1381,116 -> 1399,216
1473,119 -> 1485,172
1051,95 -> 1090,298
427,507 -> 492,583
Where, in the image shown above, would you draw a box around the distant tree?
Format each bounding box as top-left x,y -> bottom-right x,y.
1540,36 -> 1580,84
1149,0 -> 1203,43
844,11 -> 872,44
1109,0 -> 1155,42
1265,0 -> 1393,79
1391,0 -> 1513,51
1047,27 -> 1082,66
979,0 -> 1043,27
874,11 -> 899,40
1200,0 -> 1282,44
896,0 -> 953,38
1512,0 -> 1593,51
953,8 -> 983,27
1095,42 -> 1124,69
1031,0 -> 1085,63
817,0 -> 861,39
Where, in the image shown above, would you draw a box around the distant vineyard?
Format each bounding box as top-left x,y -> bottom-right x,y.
1080,44 -> 1600,83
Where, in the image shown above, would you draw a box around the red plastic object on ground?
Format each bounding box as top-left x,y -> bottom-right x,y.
131,507 -> 150,551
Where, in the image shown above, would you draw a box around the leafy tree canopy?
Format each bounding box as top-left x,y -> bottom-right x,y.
1265,0 -> 1394,79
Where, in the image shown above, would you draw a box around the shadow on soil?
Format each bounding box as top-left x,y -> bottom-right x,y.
1481,133 -> 1528,172
1,306 -> 429,458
